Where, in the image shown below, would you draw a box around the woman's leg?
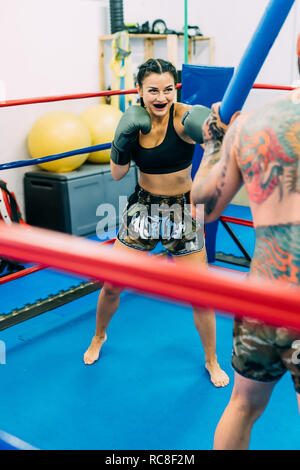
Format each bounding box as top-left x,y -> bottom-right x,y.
172,248 -> 229,387
84,239 -> 141,365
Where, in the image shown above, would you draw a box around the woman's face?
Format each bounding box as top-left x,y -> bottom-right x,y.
137,72 -> 176,118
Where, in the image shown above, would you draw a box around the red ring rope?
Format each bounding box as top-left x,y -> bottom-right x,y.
0,237 -> 115,285
0,89 -> 138,108
0,222 -> 299,331
0,265 -> 44,285
220,215 -> 253,227
0,85 -> 181,108
0,83 -> 295,108
252,83 -> 295,90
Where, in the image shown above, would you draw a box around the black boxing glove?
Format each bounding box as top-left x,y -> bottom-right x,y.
182,105 -> 211,144
110,105 -> 152,165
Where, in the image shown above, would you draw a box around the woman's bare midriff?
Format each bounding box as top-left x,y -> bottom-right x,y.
138,165 -> 193,196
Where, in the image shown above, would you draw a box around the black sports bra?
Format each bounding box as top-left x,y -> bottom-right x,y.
131,104 -> 195,174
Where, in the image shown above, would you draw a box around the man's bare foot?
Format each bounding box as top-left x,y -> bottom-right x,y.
83,334 -> 107,365
205,358 -> 229,387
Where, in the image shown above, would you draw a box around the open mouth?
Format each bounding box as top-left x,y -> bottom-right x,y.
153,103 -> 167,109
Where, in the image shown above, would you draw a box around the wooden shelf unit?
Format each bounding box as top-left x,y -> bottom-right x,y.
99,33 -> 214,92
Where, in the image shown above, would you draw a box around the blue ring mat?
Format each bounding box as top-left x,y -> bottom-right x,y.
0,205 -> 298,450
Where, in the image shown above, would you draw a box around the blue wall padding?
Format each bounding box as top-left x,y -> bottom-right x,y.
220,0 -> 296,123
181,64 -> 235,110
181,65 -> 234,262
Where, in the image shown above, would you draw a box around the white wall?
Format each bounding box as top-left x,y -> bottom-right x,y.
0,0 -> 110,99
0,0 -> 299,216
125,0 -> 299,109
125,0 -> 299,83
0,0 -> 110,213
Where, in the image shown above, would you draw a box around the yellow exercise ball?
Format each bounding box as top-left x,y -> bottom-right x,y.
28,111 -> 92,172
80,104 -> 123,163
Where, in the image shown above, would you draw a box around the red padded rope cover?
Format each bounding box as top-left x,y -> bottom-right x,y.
0,223 -> 299,331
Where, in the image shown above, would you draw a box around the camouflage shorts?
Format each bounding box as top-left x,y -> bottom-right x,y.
232,317 -> 300,393
117,185 -> 205,256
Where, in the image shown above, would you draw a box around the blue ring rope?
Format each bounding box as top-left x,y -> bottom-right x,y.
0,143 -> 111,170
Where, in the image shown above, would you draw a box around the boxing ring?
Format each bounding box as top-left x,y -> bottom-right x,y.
0,0 -> 299,451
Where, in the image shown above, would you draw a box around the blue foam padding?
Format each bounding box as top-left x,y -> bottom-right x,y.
181,64 -> 234,263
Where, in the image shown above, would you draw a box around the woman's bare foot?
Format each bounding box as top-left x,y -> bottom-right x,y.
205,358 -> 229,387
83,334 -> 107,365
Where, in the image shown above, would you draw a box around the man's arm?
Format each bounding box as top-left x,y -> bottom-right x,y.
191,103 -> 243,222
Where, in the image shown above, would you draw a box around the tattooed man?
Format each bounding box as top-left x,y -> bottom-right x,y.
191,36 -> 300,449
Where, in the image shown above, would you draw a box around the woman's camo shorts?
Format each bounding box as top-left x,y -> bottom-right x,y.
117,185 -> 205,256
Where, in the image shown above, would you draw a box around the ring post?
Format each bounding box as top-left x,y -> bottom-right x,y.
184,0 -> 188,63
219,0 -> 296,124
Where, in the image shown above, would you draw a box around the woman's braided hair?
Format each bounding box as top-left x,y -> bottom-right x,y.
136,58 -> 177,107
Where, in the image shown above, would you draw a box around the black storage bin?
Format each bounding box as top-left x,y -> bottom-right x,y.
24,163 -> 137,236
